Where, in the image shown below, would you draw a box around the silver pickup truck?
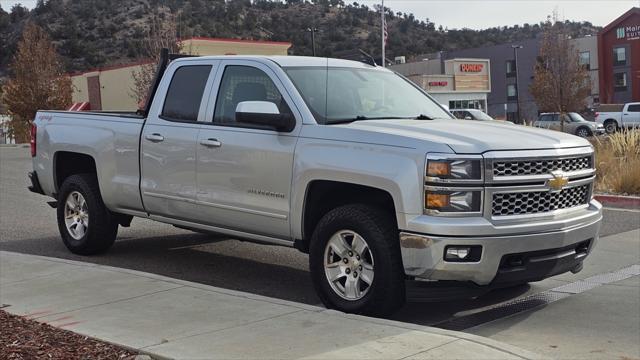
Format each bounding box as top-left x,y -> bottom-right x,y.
29,54 -> 602,315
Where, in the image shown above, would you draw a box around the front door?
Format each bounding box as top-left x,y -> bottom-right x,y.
141,64 -> 214,219
194,61 -> 300,239
622,104 -> 640,128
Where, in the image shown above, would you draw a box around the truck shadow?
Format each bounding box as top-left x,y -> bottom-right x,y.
0,231 -> 532,326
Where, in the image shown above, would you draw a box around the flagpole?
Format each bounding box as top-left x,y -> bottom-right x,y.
381,0 -> 385,67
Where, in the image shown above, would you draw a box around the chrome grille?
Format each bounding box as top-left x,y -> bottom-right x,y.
492,185 -> 590,216
493,156 -> 591,177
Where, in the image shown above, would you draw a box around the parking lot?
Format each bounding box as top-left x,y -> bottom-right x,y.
1,146 -> 639,359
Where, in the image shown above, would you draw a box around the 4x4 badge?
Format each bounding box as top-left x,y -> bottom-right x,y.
548,170 -> 569,192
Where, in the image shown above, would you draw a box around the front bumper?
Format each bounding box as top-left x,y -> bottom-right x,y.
399,201 -> 602,286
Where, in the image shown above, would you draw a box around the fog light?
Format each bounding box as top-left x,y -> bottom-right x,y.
446,247 -> 470,260
444,245 -> 482,262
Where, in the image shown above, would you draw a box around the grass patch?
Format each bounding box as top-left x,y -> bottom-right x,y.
591,131 -> 640,195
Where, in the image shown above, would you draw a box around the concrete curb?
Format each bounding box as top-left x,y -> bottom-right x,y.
0,251 -> 545,360
595,194 -> 640,209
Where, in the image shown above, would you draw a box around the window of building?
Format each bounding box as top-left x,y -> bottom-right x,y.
506,60 -> 516,77
161,65 -> 212,122
613,47 -> 626,66
448,100 -> 484,110
579,51 -> 590,70
507,84 -> 518,100
213,65 -> 292,127
614,72 -> 627,91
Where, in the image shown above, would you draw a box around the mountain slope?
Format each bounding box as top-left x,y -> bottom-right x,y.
0,0 -> 600,74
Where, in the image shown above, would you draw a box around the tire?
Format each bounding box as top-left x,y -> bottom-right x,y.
309,204 -> 405,316
575,126 -> 591,138
604,120 -> 618,134
57,174 -> 118,255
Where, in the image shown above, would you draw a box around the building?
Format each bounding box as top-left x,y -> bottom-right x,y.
598,7 -> 640,104
70,37 -> 292,111
391,57 -> 491,112
442,34 -> 601,123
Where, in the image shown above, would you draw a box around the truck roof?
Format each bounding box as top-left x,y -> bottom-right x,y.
173,55 -> 389,70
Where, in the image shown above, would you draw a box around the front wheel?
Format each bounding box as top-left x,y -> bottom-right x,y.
575,126 -> 591,138
57,174 -> 118,255
309,205 -> 405,316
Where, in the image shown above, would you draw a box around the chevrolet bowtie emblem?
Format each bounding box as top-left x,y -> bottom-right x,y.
548,170 -> 569,191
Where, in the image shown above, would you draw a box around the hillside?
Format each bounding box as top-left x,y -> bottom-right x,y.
0,0 -> 601,75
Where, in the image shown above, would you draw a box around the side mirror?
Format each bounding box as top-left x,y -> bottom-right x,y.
235,101 -> 295,132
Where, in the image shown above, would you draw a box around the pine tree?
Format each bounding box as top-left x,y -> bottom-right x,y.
2,22 -> 72,143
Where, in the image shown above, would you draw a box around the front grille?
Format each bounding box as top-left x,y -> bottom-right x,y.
493,156 -> 592,177
492,185 -> 590,216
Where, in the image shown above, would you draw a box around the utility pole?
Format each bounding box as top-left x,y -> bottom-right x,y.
307,27 -> 318,56
381,0 -> 385,67
512,44 -> 523,124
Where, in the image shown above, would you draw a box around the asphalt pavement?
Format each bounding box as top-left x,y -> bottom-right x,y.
1,146 -> 639,359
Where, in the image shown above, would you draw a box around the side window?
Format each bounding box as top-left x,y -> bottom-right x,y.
213,65 -> 292,126
552,114 -> 560,122
161,65 -> 212,122
539,115 -> 550,122
628,104 -> 640,112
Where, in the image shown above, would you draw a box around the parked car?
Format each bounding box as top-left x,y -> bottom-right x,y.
534,112 -> 605,137
28,54 -> 602,316
451,109 -> 495,121
595,103 -> 640,133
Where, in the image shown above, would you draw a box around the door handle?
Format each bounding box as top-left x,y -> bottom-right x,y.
200,138 -> 222,148
145,133 -> 165,142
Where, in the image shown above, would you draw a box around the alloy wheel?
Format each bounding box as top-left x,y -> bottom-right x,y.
323,230 -> 374,301
64,191 -> 89,240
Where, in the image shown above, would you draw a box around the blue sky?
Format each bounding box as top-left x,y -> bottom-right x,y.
1,0 -> 637,30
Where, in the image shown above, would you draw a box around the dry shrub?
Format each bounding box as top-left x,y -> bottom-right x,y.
592,131 -> 640,195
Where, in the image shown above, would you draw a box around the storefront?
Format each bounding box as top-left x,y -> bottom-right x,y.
391,58 -> 491,111
598,7 -> 640,104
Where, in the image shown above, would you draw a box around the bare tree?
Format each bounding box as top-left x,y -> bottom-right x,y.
130,13 -> 184,108
1,22 -> 72,143
530,12 -> 591,132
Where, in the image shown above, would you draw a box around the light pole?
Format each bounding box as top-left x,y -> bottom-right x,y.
381,0 -> 385,67
512,45 -> 523,124
307,27 -> 318,57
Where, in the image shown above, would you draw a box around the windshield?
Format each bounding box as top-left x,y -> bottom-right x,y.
569,113 -> 588,122
468,109 -> 494,121
284,67 -> 452,124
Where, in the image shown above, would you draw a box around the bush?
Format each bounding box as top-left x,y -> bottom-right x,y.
591,130 -> 640,195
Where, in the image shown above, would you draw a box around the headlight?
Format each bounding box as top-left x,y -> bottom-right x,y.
426,155 -> 483,182
425,187 -> 482,214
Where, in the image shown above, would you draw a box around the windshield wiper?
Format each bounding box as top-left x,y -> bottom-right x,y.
326,116 -> 409,124
415,114 -> 434,120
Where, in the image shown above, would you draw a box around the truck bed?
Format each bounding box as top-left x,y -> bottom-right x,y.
32,110 -> 147,216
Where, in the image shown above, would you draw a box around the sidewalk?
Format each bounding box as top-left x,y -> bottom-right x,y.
0,251 -> 543,359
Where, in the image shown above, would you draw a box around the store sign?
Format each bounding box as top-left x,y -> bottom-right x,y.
460,63 -> 484,72
616,25 -> 640,41
428,81 -> 448,87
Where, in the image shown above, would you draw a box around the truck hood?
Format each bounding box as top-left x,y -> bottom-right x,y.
341,119 -> 591,153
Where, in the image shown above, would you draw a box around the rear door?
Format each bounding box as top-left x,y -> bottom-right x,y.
622,104 -> 640,128
193,60 -> 301,239
140,61 -> 218,220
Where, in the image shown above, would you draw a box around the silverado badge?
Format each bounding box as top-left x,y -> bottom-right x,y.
547,170 -> 569,192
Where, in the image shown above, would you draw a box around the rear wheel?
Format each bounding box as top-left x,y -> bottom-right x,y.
57,174 -> 118,255
309,204 -> 405,316
604,120 -> 618,134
